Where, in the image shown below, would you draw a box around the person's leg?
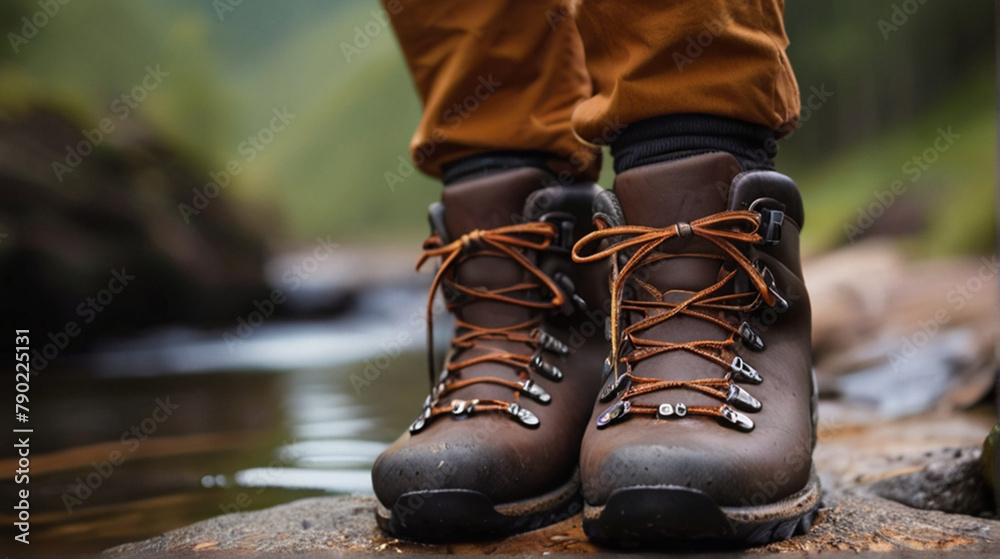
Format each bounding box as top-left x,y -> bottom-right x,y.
573,0 -> 799,173
385,0 -> 599,181
570,0 -> 819,545
373,0 -> 609,541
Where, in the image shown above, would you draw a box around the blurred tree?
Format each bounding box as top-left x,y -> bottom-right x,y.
783,1 -> 992,162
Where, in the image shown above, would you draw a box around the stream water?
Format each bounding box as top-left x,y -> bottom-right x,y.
0,285 -> 440,553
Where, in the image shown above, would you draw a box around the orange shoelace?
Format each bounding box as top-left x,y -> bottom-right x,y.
410,222 -> 570,432
572,210 -> 778,431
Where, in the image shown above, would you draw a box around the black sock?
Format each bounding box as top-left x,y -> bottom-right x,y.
610,114 -> 778,174
441,151 -> 553,185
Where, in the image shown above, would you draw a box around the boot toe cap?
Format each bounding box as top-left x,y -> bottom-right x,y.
372,437 -> 485,508
582,439 -> 811,508
372,417 -> 577,509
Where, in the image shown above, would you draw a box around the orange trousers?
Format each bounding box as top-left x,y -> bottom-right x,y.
385,0 -> 799,181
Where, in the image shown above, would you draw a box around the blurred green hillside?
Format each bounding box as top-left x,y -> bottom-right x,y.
1,0 -> 993,254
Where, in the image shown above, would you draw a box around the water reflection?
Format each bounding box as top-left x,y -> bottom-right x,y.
0,286 -> 439,553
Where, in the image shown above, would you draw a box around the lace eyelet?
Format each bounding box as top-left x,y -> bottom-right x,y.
755,207 -> 784,245
532,328 -> 570,355
599,367 -> 629,403
730,356 -> 763,384
519,379 -> 552,404
596,400 -> 631,428
552,272 -> 589,316
507,402 -> 540,427
726,383 -> 762,412
739,322 -> 765,351
451,399 -> 476,415
408,406 -> 433,434
719,405 -> 755,431
754,260 -> 790,312
657,402 -> 687,418
529,352 -> 563,380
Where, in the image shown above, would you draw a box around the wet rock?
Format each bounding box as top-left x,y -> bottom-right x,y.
107,406 -> 1000,554
106,495 -> 384,555
835,329 -> 979,418
806,241 -> 997,418
761,491 -> 1000,553
105,491 -> 1000,555
863,446 -> 993,516
0,108 -> 274,346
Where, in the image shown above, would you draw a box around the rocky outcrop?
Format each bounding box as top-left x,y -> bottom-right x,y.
0,109 -> 274,348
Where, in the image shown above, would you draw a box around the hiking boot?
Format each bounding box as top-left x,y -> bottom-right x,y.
572,152 -> 820,545
372,167 -> 610,541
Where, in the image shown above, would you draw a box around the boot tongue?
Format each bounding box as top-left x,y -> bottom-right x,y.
612,153 -> 743,398
441,167 -> 550,328
613,152 -> 741,292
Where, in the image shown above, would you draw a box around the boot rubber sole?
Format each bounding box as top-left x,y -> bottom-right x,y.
583,467 -> 821,547
375,468 -> 581,542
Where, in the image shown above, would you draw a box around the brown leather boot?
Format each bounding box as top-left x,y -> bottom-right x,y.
372,168 -> 610,541
572,152 -> 820,545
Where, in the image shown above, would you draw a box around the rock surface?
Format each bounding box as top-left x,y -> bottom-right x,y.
0,109 -> 275,343
108,408 -> 1000,555
106,492 -> 1000,555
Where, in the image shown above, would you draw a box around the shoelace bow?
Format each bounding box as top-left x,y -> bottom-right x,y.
410,222 -> 568,432
572,210 -> 777,431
